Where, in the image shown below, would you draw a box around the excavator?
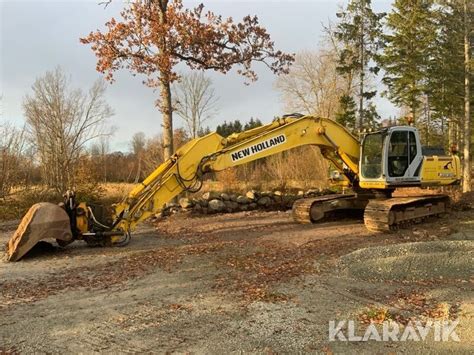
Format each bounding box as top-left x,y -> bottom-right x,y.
6,114 -> 461,261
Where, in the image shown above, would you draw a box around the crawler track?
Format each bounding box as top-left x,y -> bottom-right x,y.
292,194 -> 368,224
364,195 -> 450,232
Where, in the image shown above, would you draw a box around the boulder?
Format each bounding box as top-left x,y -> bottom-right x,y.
198,199 -> 208,207
179,197 -> 193,209
236,195 -> 251,204
272,191 -> 283,203
282,195 -> 297,208
249,203 -> 258,210
220,193 -> 230,201
208,199 -> 226,212
165,202 -> 179,209
246,190 -> 257,200
306,189 -> 320,196
257,196 -> 272,207
239,204 -> 249,211
202,191 -> 220,201
224,201 -> 239,211
230,194 -> 238,202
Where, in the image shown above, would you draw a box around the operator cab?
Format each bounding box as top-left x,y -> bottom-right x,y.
359,126 -> 424,189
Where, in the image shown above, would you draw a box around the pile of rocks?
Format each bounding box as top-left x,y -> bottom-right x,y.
162,188 -> 334,216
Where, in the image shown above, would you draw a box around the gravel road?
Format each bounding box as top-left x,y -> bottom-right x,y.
1,209 -> 473,353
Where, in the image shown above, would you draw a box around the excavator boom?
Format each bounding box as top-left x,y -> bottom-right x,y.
111,115 -> 360,233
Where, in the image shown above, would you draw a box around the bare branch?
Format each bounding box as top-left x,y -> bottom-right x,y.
23,67 -> 114,192
172,72 -> 219,138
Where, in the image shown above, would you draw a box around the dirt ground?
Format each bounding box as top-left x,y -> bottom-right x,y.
0,208 -> 473,353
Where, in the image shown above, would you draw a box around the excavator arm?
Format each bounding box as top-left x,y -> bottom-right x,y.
6,114 -> 362,260
111,115 -> 360,233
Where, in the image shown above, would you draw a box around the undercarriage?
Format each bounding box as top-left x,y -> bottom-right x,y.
292,192 -> 449,232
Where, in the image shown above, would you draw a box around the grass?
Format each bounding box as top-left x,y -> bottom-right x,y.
0,183 -> 135,221
0,188 -> 62,221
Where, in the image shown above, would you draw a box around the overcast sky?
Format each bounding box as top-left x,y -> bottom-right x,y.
1,0 -> 395,151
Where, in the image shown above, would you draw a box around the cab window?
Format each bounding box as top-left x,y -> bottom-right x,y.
409,131 -> 417,164
388,131 -> 409,177
361,132 -> 384,179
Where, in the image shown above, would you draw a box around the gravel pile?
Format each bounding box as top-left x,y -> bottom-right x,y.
338,240 -> 474,281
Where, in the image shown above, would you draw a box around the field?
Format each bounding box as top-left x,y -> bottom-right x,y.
1,206 -> 473,353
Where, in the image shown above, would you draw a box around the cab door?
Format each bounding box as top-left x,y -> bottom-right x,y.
385,128 -> 422,185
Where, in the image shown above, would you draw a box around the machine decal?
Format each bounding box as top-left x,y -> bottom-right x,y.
231,134 -> 286,162
439,172 -> 455,178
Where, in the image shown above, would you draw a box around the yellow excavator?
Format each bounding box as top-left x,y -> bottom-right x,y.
6,114 -> 461,261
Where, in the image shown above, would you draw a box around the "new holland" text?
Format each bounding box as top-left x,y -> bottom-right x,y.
230,134 -> 286,162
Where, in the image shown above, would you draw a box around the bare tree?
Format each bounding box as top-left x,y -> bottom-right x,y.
275,49 -> 350,119
264,146 -> 329,190
173,72 -> 218,138
0,122 -> 26,197
90,135 -> 111,183
142,135 -> 164,175
130,132 -> 146,183
23,67 -> 114,192
141,128 -> 190,176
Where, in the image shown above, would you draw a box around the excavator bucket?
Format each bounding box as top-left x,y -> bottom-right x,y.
6,202 -> 73,262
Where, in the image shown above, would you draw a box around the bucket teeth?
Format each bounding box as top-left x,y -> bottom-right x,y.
6,203 -> 73,262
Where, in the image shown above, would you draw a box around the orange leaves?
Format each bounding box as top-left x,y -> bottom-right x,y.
168,303 -> 193,312
358,307 -> 392,325
214,242 -> 316,303
80,0 -> 294,87
357,291 -> 462,326
0,242 -> 226,311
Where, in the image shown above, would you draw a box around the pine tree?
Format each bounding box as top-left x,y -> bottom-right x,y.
244,118 -> 263,130
334,0 -> 385,129
379,0 -> 437,123
363,102 -> 381,129
216,120 -> 244,137
427,2 -> 465,148
335,94 -> 357,130
197,126 -> 211,137
216,118 -> 263,137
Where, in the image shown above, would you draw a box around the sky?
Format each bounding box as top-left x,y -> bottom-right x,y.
1,0 -> 395,151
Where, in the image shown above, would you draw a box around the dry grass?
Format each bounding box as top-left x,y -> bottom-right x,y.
0,183 -> 134,221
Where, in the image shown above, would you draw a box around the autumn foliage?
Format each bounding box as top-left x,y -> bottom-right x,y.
81,0 -> 293,83
81,0 -> 294,159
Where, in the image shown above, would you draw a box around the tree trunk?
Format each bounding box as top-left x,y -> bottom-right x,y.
462,0 -> 471,193
134,157 -> 141,184
157,0 -> 173,161
426,95 -> 431,145
448,117 -> 455,150
160,76 -> 174,161
411,101 -> 417,124
359,67 -> 364,130
103,155 -> 107,183
358,0 -> 365,131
